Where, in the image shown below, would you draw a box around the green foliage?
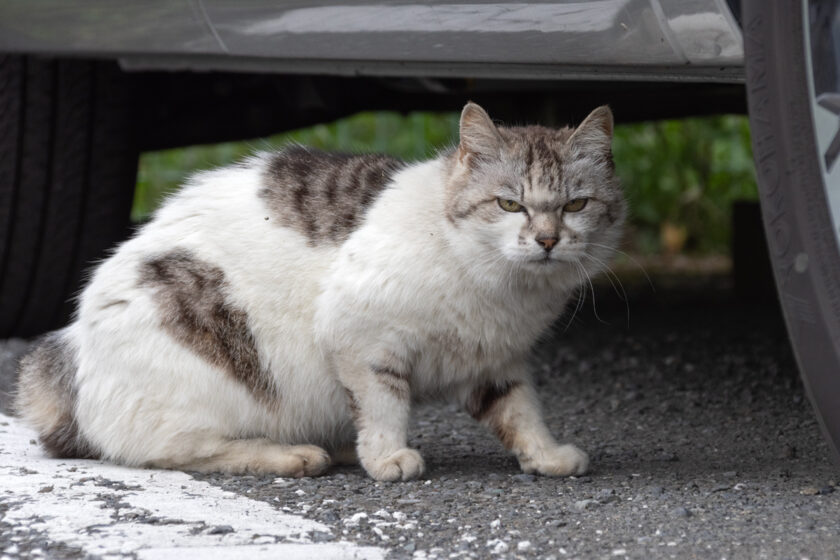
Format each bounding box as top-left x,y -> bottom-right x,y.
134,112 -> 757,254
612,115 -> 757,254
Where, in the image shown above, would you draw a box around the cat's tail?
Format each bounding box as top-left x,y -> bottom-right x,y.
14,328 -> 99,459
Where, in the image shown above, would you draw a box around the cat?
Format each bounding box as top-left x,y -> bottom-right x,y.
15,102 -> 625,481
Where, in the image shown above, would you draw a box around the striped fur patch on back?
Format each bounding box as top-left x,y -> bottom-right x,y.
259,147 -> 404,245
139,249 -> 277,405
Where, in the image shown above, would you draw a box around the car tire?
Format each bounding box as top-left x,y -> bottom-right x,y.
0,55 -> 138,338
743,1 -> 840,462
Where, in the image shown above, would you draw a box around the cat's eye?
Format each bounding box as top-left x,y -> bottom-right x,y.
563,198 -> 588,213
498,198 -> 523,212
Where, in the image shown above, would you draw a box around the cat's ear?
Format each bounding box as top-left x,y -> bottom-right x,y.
567,105 -> 614,157
458,102 -> 504,162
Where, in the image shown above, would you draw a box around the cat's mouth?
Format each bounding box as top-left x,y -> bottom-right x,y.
522,252 -> 585,271
522,254 -> 561,269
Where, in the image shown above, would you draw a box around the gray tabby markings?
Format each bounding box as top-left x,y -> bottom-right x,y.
371,364 -> 410,402
139,249 -> 277,405
260,147 -> 405,245
504,128 -> 566,195
447,126 -> 574,224
17,333 -> 99,459
344,387 -> 361,422
448,123 -> 622,231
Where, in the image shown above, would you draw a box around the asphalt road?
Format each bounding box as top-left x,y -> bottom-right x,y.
1,271 -> 839,559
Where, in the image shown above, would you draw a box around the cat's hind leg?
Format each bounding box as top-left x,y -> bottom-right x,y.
156,438 -> 331,477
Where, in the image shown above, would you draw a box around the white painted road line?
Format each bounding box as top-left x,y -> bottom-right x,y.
0,413 -> 384,559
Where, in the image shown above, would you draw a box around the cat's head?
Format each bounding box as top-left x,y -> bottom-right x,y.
444,102 -> 626,277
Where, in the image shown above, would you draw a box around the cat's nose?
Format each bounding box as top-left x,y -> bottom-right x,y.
536,234 -> 558,252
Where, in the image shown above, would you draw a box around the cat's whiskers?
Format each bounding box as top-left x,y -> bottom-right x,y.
582,252 -> 628,301
573,260 -> 608,325
582,252 -> 630,329
561,263 -> 588,332
560,261 -> 589,333
585,242 -> 655,292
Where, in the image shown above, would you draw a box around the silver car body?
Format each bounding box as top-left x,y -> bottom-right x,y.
0,0 -> 743,82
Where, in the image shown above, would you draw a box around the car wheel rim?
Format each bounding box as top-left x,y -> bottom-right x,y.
804,0 -> 840,249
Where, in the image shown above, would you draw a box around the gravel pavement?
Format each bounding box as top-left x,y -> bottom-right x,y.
1,273 -> 839,559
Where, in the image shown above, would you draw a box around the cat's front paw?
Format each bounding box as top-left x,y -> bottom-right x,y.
520,444 -> 589,477
363,448 -> 425,481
